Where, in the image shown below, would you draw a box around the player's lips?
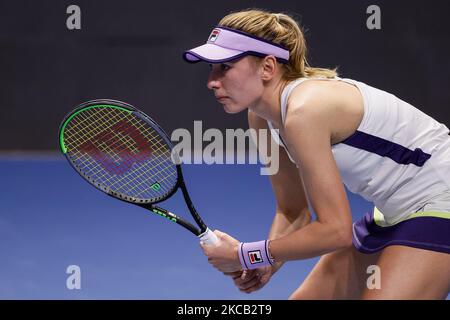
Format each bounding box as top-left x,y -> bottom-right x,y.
215,95 -> 229,101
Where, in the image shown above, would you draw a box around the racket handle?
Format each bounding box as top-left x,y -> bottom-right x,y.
199,228 -> 219,246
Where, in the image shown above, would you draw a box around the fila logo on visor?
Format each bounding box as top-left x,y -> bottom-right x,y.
248,250 -> 262,264
208,29 -> 220,42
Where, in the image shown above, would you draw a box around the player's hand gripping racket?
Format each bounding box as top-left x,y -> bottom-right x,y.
59,99 -> 218,246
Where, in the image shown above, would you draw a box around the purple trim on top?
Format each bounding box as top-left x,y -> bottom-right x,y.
215,25 -> 289,51
182,50 -> 289,64
245,51 -> 289,63
341,130 -> 432,167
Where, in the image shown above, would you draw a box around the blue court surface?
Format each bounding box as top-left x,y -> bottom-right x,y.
0,155 -> 445,299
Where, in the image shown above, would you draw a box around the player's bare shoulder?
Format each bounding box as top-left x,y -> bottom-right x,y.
284,79 -> 364,145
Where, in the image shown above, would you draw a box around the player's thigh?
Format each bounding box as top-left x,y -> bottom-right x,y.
289,246 -> 380,300
361,245 -> 450,299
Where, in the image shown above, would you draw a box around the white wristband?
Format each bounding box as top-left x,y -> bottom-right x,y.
238,240 -> 274,270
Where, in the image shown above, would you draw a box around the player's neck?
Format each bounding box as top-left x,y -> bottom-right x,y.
249,77 -> 286,128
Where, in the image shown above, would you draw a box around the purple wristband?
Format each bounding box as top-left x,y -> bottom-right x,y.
238,240 -> 273,270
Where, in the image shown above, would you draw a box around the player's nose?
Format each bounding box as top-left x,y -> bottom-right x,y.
207,70 -> 221,90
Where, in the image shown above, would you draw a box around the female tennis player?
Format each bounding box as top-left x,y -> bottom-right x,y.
183,9 -> 450,299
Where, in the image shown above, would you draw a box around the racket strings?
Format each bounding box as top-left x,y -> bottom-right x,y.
68,109 -> 175,199
69,116 -> 170,178
65,107 -> 166,157
63,106 -> 177,201
70,123 -> 170,181
72,147 -> 176,197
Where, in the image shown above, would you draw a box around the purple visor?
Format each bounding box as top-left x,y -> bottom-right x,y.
183,26 -> 290,64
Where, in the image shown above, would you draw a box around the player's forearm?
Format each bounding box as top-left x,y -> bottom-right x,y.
267,209 -> 311,271
269,220 -> 353,262
268,209 -> 311,240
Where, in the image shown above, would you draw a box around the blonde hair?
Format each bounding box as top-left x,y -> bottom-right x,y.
219,9 -> 337,81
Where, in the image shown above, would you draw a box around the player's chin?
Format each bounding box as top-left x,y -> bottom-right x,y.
221,102 -> 247,114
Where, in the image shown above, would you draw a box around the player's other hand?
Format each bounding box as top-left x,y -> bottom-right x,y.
200,230 -> 241,273
223,266 -> 276,294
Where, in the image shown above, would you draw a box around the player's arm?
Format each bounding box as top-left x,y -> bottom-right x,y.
248,110 -> 312,270
268,85 -> 353,262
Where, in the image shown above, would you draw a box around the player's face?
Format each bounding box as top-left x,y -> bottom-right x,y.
207,56 -> 264,114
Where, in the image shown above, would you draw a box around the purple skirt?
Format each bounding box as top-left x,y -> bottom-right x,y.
352,208 -> 450,254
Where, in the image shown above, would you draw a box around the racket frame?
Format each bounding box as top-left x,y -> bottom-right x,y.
59,99 -> 208,236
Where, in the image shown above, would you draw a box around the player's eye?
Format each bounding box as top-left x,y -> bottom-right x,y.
220,63 -> 231,71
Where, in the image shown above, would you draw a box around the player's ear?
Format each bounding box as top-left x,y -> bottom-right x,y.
260,55 -> 278,81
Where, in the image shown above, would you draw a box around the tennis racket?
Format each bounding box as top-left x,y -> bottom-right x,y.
59,99 -> 218,246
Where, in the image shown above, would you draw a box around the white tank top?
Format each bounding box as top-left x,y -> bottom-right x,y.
267,77 -> 450,224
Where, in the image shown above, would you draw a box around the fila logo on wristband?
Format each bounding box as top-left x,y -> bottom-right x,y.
238,240 -> 274,270
248,250 -> 262,264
